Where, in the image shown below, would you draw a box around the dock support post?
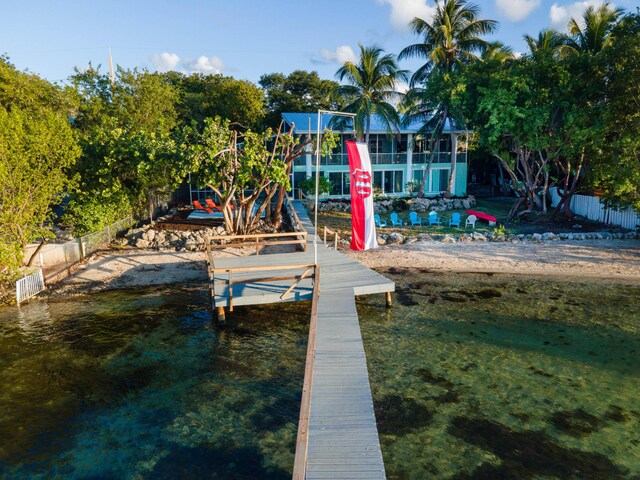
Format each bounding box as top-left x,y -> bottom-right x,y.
217,306 -> 226,324
386,291 -> 392,308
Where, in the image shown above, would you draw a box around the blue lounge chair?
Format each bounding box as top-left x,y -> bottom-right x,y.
390,212 -> 403,227
374,214 -> 387,228
428,211 -> 441,226
448,212 -> 461,227
409,211 -> 422,226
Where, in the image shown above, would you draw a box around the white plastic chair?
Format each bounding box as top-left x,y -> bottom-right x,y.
465,214 -> 477,230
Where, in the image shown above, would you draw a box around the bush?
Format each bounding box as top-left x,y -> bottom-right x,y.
62,194 -> 133,236
297,176 -> 332,196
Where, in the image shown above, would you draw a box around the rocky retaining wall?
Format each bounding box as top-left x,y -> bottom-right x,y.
372,230 -> 639,245
314,196 -> 477,213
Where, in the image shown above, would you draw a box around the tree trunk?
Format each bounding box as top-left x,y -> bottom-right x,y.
445,137 -> 456,198
26,240 -> 46,267
364,114 -> 371,144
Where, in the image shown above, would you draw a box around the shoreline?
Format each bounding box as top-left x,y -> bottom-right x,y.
39,238 -> 640,298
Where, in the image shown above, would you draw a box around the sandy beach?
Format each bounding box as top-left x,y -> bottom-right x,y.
51,239 -> 640,295
352,239 -> 640,280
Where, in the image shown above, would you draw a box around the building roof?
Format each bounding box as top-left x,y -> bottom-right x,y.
281,112 -> 469,134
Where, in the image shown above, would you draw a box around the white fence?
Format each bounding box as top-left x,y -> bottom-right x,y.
549,187 -> 640,230
16,268 -> 45,305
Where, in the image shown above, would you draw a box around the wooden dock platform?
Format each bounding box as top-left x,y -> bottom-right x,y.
207,200 -> 393,479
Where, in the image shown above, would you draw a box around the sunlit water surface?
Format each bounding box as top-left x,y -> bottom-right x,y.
0,272 -> 638,479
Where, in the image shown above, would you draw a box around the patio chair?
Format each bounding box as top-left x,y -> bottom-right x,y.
409,211 -> 422,226
428,211 -> 441,226
448,212 -> 461,228
374,214 -> 387,228
390,212 -> 403,227
465,214 -> 477,230
193,200 -> 213,214
205,198 -> 223,212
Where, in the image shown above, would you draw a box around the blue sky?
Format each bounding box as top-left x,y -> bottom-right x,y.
2,0 -> 639,85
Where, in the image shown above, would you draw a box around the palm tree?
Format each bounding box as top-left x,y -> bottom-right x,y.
524,29 -> 566,59
332,44 -> 407,144
561,2 -> 623,56
399,0 -> 496,197
399,0 -> 497,86
482,41 -> 515,63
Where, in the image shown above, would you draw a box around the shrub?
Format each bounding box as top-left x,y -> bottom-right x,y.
297,176 -> 332,196
62,194 -> 133,236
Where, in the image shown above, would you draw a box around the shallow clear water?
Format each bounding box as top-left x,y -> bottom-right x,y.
0,274 -> 638,479
0,288 -> 310,479
358,270 -> 640,479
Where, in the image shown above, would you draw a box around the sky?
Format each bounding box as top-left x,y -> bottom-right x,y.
2,0 -> 639,85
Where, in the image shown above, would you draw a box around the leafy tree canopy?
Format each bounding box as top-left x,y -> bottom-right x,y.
259,70 -> 341,129
165,72 -> 265,130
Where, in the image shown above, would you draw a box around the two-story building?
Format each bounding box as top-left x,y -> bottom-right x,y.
282,112 -> 471,198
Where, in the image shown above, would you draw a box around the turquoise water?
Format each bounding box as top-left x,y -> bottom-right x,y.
0,288 -> 310,479
0,273 -> 638,479
358,270 -> 640,479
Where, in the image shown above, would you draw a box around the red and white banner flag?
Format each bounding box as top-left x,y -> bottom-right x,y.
346,141 -> 378,251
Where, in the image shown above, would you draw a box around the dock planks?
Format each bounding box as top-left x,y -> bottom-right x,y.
208,200 -> 393,479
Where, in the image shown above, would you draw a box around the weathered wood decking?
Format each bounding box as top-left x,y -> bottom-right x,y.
207,201 -> 393,479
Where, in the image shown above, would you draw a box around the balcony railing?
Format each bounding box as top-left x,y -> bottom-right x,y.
319,153 -> 405,166
412,152 -> 453,164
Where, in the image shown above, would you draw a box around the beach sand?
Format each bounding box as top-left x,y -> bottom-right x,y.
51,239 -> 640,295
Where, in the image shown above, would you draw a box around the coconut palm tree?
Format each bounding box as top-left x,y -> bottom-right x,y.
482,41 -> 515,63
561,2 -> 624,56
399,0 -> 497,86
524,29 -> 566,59
332,44 -> 408,144
399,0 -> 496,197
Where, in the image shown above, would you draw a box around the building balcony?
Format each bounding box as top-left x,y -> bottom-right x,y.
318,153 -> 406,166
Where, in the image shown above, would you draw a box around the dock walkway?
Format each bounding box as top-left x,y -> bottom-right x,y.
207,201 -> 393,479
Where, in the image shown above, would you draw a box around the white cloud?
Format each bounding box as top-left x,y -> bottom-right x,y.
150,52 -> 225,74
151,52 -> 180,72
495,0 -> 541,22
550,1 -> 611,27
182,55 -> 224,74
395,80 -> 410,94
320,45 -> 357,65
376,0 -> 436,30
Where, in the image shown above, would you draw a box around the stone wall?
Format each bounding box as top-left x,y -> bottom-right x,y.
314,196 -> 477,214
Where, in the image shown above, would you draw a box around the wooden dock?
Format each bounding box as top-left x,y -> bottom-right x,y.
206,200 -> 394,479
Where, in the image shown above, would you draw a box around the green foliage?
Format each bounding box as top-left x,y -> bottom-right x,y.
493,224 -> 508,236
68,67 -> 187,226
165,72 -> 265,130
333,45 -> 408,142
70,65 -> 178,135
259,70 -> 341,129
62,194 -> 133,236
184,117 -> 290,234
297,176 -> 332,196
0,56 -> 72,115
405,181 -> 420,195
0,106 -> 80,270
590,12 -> 640,210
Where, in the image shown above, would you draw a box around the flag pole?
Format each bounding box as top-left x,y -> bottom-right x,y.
108,47 -> 115,86
314,110 -> 356,265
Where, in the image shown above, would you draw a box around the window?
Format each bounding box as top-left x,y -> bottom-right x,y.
328,171 -> 352,196
376,170 -> 404,194
397,135 -> 409,153
430,169 -> 450,192
373,171 -> 383,191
